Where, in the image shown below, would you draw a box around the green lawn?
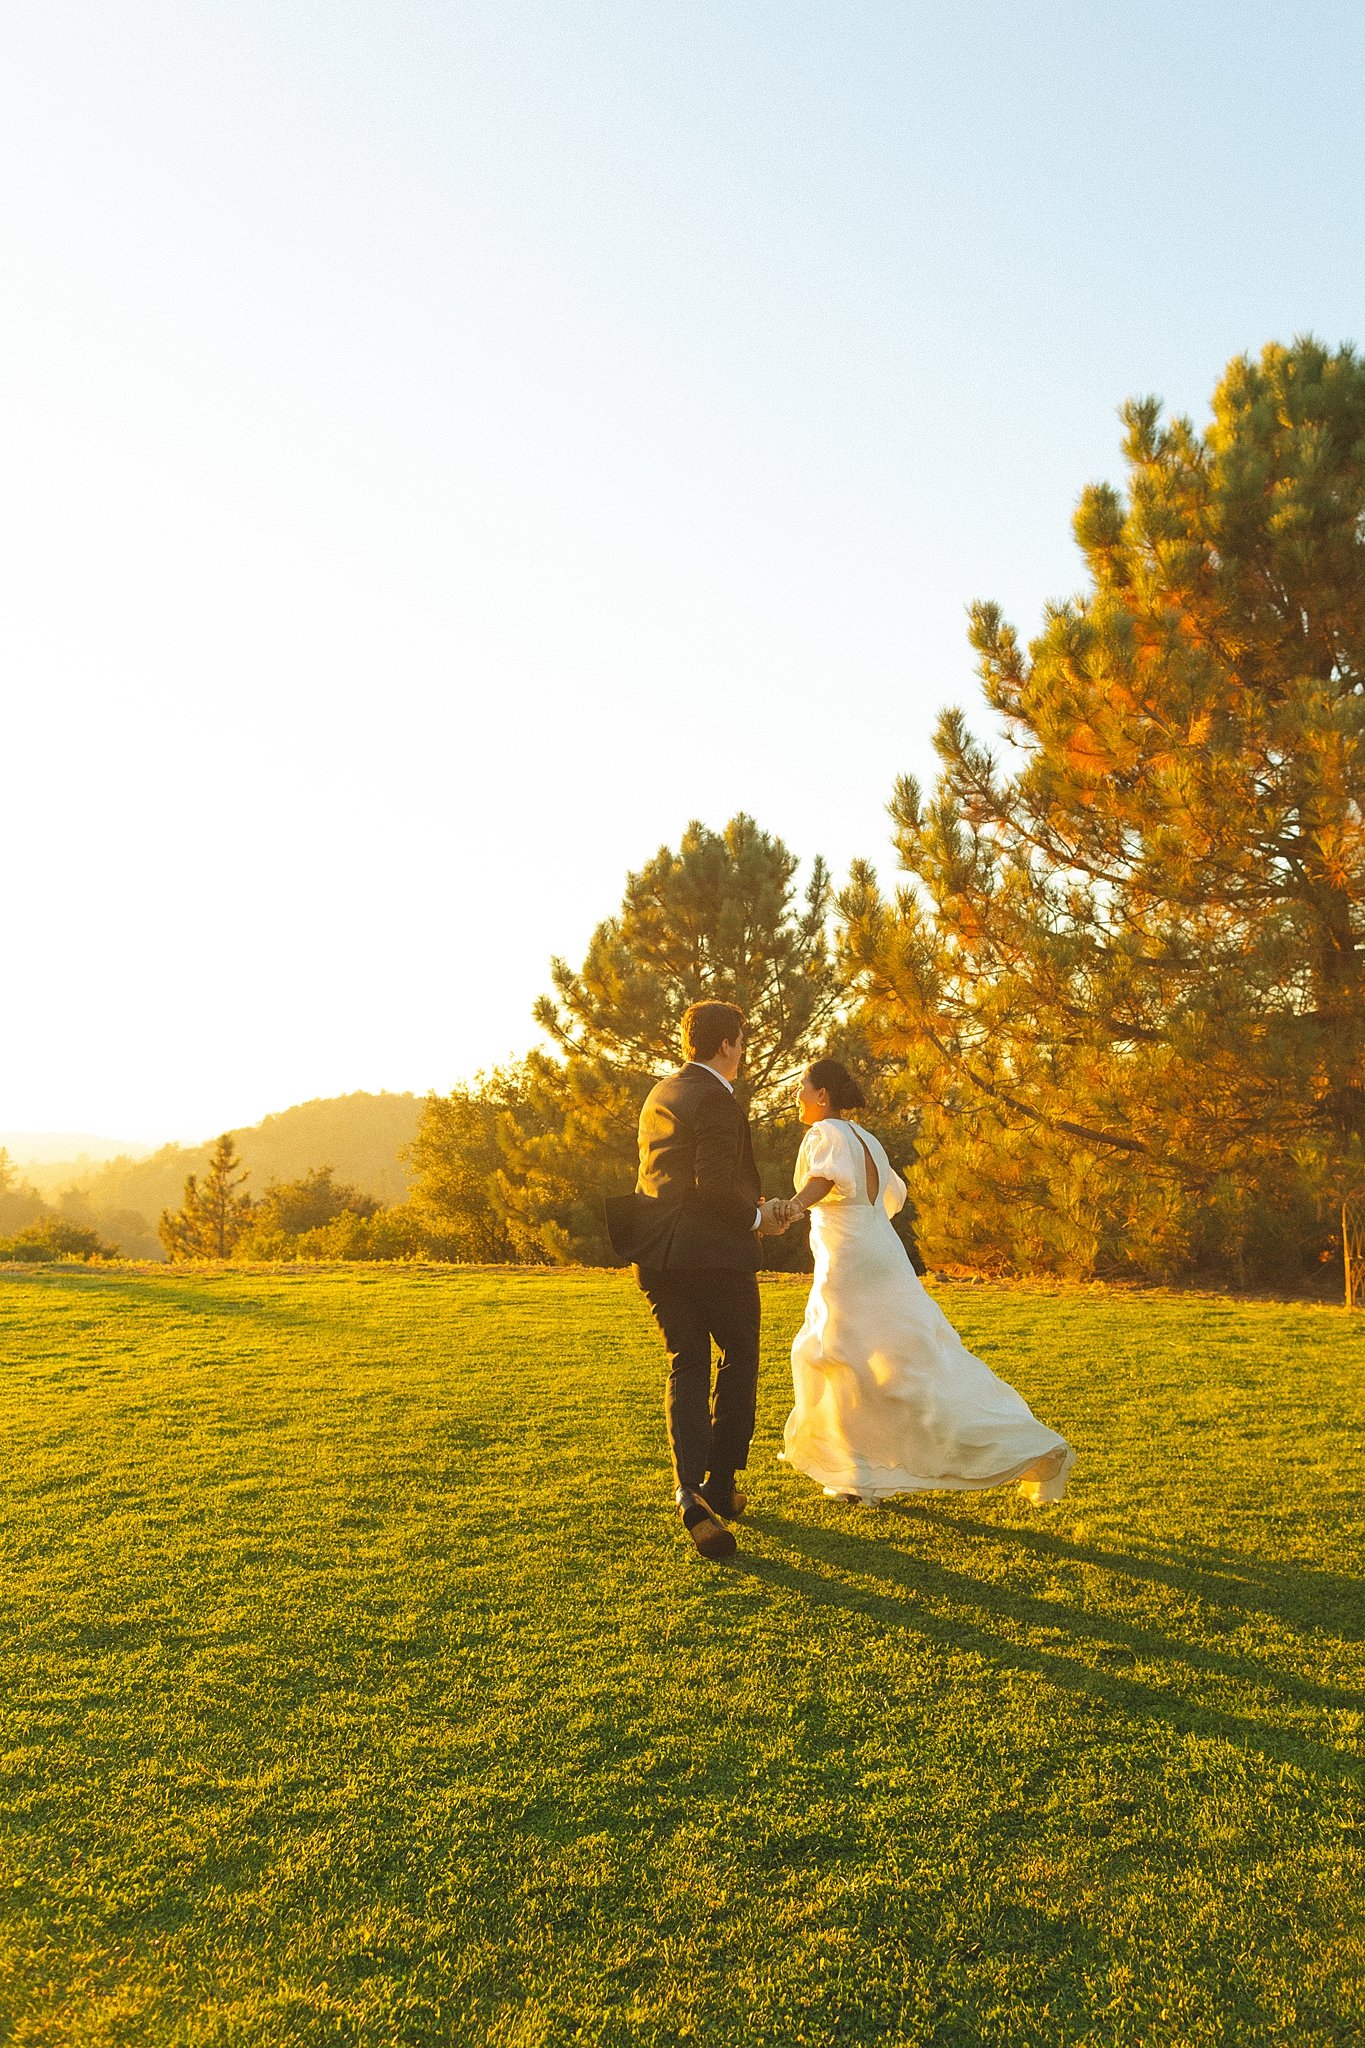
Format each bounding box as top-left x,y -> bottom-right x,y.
0,1266 -> 1361,2046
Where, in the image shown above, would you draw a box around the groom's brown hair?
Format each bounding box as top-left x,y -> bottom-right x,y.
681,1000 -> 746,1064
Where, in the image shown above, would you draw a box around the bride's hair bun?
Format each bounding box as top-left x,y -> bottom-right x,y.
807,1058 -> 866,1111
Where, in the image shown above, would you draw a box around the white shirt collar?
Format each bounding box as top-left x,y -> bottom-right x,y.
685,1059 -> 734,1094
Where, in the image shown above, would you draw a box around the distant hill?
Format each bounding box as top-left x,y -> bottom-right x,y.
53,1092 -> 425,1259
2,1133 -> 154,1182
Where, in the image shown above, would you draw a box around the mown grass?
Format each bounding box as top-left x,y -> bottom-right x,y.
0,1265 -> 1361,2046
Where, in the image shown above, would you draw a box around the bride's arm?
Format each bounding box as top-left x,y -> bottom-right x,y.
784,1175 -> 834,1222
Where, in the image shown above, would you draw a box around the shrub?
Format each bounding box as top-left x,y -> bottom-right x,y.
0,1218 -> 116,1261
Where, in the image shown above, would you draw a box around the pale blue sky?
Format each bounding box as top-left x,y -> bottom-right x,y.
4,1 -> 1362,1142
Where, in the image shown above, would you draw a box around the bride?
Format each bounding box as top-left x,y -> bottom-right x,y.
779,1059 -> 1074,1506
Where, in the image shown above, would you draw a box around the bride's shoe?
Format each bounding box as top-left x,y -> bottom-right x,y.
823,1486 -> 872,1506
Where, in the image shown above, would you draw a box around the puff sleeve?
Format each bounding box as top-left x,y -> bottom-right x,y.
795,1119 -> 858,1197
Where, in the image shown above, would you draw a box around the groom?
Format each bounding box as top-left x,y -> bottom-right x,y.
605,1001 -> 791,1561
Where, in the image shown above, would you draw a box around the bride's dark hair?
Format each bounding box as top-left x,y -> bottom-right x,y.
806,1058 -> 866,1112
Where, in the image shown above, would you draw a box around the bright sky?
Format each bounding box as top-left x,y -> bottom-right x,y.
4,1 -> 1362,1145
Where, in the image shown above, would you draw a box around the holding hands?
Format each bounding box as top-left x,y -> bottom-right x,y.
759,1196 -> 805,1235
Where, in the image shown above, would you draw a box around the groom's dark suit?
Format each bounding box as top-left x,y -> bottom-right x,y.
605,1062 -> 763,1493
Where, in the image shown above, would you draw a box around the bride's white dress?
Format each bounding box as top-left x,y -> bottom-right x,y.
782,1119 -> 1074,1505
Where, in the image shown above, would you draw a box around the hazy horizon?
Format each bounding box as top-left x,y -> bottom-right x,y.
1,1132 -> 157,1166
1,1095 -> 421,1161
6,1 -> 1362,1138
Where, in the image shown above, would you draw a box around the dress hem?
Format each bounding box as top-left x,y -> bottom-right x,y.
780,1443 -> 1074,1506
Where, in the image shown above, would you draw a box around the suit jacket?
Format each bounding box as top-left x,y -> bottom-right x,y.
605,1063 -> 762,1272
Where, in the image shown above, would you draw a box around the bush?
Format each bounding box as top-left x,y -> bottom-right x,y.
0,1218 -> 116,1261
289,1206 -> 425,1262
233,1202 -> 429,1264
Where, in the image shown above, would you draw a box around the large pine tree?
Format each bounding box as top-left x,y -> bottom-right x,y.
842,338 -> 1365,1281
496,815 -> 845,1262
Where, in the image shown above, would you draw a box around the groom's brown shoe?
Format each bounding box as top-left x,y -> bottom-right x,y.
699,1477 -> 747,1520
677,1489 -> 738,1561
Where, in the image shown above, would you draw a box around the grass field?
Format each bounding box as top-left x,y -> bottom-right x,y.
0,1265 -> 1361,2047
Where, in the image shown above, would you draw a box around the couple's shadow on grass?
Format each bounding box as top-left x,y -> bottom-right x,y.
729,1502 -> 1365,1787
910,1502 -> 1365,1641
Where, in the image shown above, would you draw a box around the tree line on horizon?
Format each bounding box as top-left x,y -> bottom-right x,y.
0,1095 -> 423,1263
15,339 -> 1363,1288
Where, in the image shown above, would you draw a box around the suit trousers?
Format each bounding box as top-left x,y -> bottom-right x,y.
635,1264 -> 761,1492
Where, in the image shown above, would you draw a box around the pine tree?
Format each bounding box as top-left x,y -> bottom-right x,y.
159,1134 -> 253,1260
496,815 -> 845,1262
842,338 -> 1365,1281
